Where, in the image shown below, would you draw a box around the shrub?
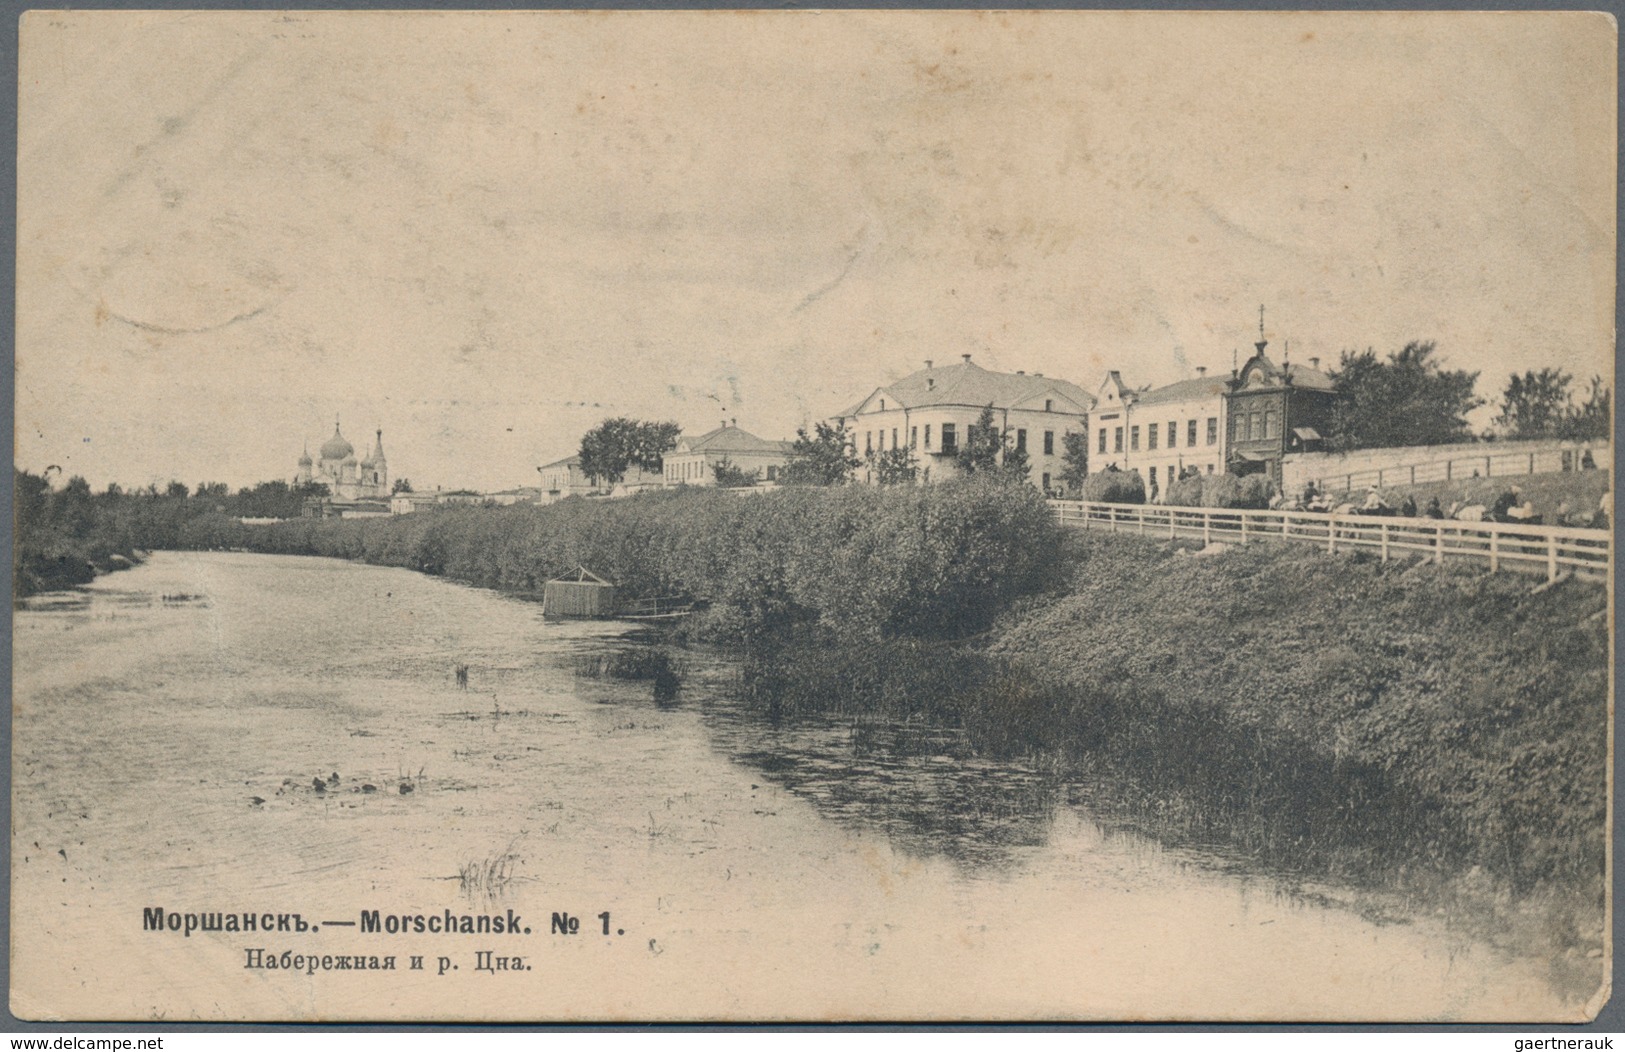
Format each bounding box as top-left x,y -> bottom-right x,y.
1081,468 -> 1146,504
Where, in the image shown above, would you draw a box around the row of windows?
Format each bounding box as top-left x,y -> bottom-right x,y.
665,461 -> 781,482
1099,418 -> 1218,455
864,426 -> 1060,456
1230,410 -> 1277,442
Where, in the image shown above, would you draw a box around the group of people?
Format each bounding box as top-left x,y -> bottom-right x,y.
1278,480 -> 1610,529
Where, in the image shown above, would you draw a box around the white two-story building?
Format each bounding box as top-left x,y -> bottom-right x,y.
1092,367 -> 1228,500
831,354 -> 1093,494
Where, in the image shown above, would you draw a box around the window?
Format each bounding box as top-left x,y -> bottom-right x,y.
1099,429 -> 1108,454
941,423 -> 957,454
1042,472 -> 1051,492
766,466 -> 777,481
1016,429 -> 1027,453
925,424 -> 932,449
1130,425 -> 1140,451
1241,415 -> 1252,441
1263,412 -> 1275,440
1187,420 -> 1198,447
1043,430 -> 1054,455
1149,466 -> 1158,489
879,399 -> 886,411
1206,463 -> 1214,474
1207,417 -> 1218,445
892,428 -> 899,449
910,426 -> 918,448
1045,399 -> 1053,412
1167,422 -> 1177,448
1113,427 -> 1123,453
866,431 -> 873,454
1148,425 -> 1158,451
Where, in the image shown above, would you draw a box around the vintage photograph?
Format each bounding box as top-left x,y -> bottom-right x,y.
11,10 -> 1615,1022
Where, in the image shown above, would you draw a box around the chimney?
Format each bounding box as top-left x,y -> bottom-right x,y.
927,378 -> 935,390
1016,370 -> 1025,375
1034,372 -> 1043,378
720,419 -> 727,430
924,359 -> 933,370
962,353 -> 972,364
1196,366 -> 1207,378
1308,356 -> 1320,370
731,418 -> 737,428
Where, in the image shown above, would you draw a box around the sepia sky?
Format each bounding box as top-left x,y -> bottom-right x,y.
16,11 -> 1616,491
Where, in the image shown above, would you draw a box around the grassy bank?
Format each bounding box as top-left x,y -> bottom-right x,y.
733,530 -> 1607,957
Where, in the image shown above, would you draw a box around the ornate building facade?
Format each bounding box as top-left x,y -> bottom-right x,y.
297,421 -> 389,499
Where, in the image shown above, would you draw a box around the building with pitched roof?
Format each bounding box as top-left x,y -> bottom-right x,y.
1224,324 -> 1336,485
663,420 -> 793,487
1089,367 -> 1228,500
830,353 -> 1093,493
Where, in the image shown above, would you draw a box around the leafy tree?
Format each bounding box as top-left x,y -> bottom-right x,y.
391,478 -> 414,495
1495,368 -> 1573,439
1326,341 -> 1482,451
869,446 -> 918,486
578,418 -> 681,486
780,421 -> 860,486
1059,432 -> 1089,495
1559,376 -> 1612,442
955,405 -> 1030,480
955,406 -> 1005,474
165,481 -> 190,499
711,457 -> 760,488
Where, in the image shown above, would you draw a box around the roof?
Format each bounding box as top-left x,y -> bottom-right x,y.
1134,374 -> 1230,407
538,455 -> 582,470
1238,353 -> 1336,392
836,359 -> 1094,418
674,425 -> 792,455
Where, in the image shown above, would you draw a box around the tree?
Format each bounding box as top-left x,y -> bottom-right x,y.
1059,432 -> 1089,495
578,418 -> 681,486
1561,376 -> 1612,442
780,421 -> 861,486
711,458 -> 760,488
955,406 -> 1005,474
869,446 -> 918,486
391,478 -> 414,495
164,481 -> 190,500
1326,341 -> 1482,451
1495,368 -> 1573,439
954,405 -> 1030,480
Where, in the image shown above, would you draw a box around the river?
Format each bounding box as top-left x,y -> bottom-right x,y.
10,552 -> 1589,1021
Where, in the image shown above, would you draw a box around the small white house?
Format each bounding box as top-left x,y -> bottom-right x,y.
663,421 -> 792,487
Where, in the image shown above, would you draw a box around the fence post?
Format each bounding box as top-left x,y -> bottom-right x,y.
1446,461 -> 1452,481
1489,529 -> 1499,572
1241,513 -> 1248,545
1203,511 -> 1211,547
1137,506 -> 1145,534
1410,465 -> 1416,485
1529,452 -> 1536,475
1547,533 -> 1558,582
1380,522 -> 1389,562
1485,455 -> 1492,478
1327,514 -> 1336,554
1434,524 -> 1444,565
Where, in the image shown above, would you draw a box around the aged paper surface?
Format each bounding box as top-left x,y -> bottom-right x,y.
12,10 -> 1616,1022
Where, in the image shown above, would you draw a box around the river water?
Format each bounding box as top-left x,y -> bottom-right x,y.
11,552 -> 1591,1021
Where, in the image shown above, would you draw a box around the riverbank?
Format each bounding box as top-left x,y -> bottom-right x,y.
17,478 -> 1609,979
717,529 -> 1607,973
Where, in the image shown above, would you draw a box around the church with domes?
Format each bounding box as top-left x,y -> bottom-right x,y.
297,421 -> 389,499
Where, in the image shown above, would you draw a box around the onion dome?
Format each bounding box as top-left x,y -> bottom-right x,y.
320,422 -> 354,461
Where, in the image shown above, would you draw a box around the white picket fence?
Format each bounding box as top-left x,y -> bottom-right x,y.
1049,500 -> 1611,581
